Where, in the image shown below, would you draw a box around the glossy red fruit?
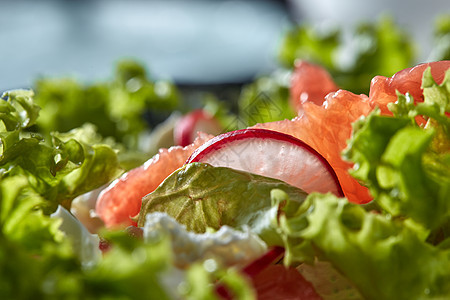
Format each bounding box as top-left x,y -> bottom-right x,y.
187,128 -> 344,197
174,109 -> 223,147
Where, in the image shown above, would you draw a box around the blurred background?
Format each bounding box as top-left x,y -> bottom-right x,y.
1,0 -> 449,92
1,0 -> 290,91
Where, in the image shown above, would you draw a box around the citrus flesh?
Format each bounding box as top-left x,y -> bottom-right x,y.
290,60 -> 338,113
95,132 -> 213,228
369,60 -> 450,115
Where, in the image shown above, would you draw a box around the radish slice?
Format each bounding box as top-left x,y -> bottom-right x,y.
174,109 -> 222,147
187,128 -> 343,197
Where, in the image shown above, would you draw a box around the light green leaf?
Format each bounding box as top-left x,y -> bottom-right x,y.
138,162 -> 307,244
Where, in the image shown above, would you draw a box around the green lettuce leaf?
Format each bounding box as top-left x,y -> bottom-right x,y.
273,192 -> 450,300
0,90 -> 123,212
344,69 -> 450,230
137,162 -> 307,243
237,73 -> 295,128
0,173 -> 78,299
0,175 -> 65,254
343,112 -> 443,227
183,261 -> 255,300
0,172 -> 251,299
33,60 -> 180,150
343,68 -> 450,232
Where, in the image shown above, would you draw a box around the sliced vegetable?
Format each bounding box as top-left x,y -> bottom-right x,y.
174,109 -> 223,147
187,128 -> 343,197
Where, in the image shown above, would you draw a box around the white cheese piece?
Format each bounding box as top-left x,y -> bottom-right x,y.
51,205 -> 102,268
143,212 -> 267,268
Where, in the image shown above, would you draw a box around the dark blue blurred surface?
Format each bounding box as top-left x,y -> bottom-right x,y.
0,0 -> 292,91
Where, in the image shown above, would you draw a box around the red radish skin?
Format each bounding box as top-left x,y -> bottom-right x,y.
174,109 -> 223,147
187,128 -> 344,197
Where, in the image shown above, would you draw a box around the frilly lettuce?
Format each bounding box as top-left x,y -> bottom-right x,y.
272,191 -> 450,300
263,67 -> 450,299
33,60 -> 180,150
0,175 -> 65,254
0,90 -> 123,213
237,73 -> 295,128
96,229 -> 254,300
0,172 -> 252,299
344,68 -> 450,232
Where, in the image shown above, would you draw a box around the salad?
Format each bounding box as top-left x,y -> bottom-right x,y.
1,17 -> 450,300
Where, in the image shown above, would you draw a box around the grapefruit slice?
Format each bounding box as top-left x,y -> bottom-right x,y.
290,60 -> 339,113
369,60 -> 450,115
186,128 -> 344,197
95,132 -> 213,228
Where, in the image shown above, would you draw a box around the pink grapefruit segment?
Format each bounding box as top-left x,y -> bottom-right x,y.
369,60 -> 450,115
95,132 -> 213,228
187,128 -> 344,197
290,60 -> 339,113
